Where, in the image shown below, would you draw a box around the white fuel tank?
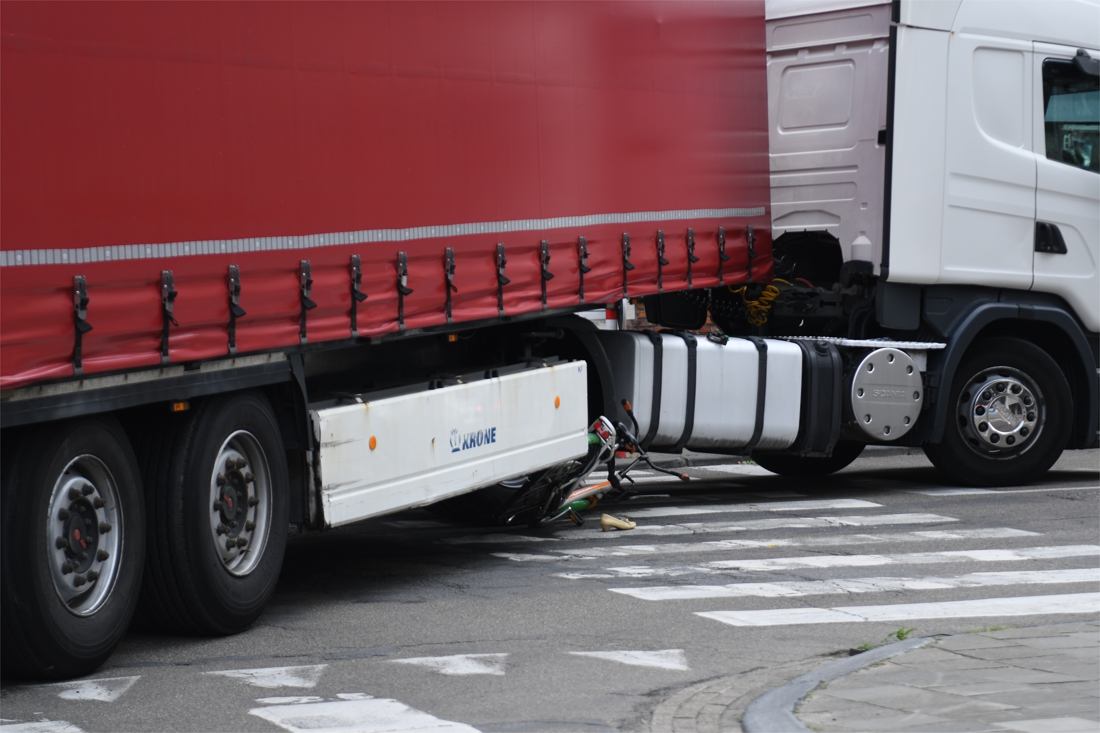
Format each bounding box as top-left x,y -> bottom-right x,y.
598,331 -> 803,452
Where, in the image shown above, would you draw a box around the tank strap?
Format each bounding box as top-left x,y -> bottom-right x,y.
640,330 -> 663,451
671,331 -> 698,454
740,335 -> 769,452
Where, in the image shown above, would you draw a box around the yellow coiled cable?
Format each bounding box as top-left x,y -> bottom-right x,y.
729,279 -> 789,326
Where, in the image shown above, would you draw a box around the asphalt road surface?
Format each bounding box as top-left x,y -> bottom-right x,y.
2,448 -> 1097,733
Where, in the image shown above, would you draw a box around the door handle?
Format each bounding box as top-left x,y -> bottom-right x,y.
1035,222 -> 1068,254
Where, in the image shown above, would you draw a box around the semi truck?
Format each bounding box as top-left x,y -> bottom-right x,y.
1,0 -> 1096,680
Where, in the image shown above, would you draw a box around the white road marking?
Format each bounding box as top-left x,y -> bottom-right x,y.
569,649 -> 688,671
391,653 -> 507,676
697,592 -> 1100,627
707,545 -> 1100,571
612,567 -> 1100,601
555,545 -> 1100,580
994,718 -> 1100,732
485,515 -> 962,558
898,488 -> 997,496
0,723 -> 85,733
250,696 -> 479,732
498,528 -> 1038,563
207,664 -> 327,689
591,513 -> 958,538
47,675 -> 140,702
256,696 -> 326,705
624,499 -> 880,518
697,464 -> 776,476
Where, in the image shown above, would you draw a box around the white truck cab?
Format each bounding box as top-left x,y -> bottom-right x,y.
763,0 -> 1099,486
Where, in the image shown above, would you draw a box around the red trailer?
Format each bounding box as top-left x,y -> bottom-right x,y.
1,2 -> 770,678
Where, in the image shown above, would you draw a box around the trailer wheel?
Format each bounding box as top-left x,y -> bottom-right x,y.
1,417 -> 144,679
751,441 -> 865,478
139,392 -> 287,635
925,338 -> 1071,487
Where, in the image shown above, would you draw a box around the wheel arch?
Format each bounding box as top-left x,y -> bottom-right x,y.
925,303 -> 1098,448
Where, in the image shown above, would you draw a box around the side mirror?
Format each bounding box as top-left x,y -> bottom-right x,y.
1073,49 -> 1099,78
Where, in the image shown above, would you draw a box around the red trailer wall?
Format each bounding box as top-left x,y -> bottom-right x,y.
0,1 -> 771,390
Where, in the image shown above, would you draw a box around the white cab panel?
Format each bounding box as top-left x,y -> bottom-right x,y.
940,33 -> 1035,289
311,362 -> 589,528
886,24 -> 951,284
598,332 -> 803,452
766,1 -> 891,267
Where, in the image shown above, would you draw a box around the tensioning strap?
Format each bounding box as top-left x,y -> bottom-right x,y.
670,331 -> 698,454
640,330 -> 663,450
741,336 -> 769,452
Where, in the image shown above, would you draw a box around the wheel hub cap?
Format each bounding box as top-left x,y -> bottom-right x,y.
962,371 -> 1041,453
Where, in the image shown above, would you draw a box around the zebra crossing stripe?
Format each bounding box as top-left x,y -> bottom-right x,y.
490,528 -> 1038,562
696,592 -> 1100,627
591,513 -> 958,538
612,567 -> 1100,601
554,545 -> 1100,580
622,498 -> 880,519
706,545 -> 1100,571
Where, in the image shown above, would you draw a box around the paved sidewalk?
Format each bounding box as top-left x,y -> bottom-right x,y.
796,622 -> 1100,733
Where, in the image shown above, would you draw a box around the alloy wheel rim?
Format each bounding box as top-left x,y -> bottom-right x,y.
207,430 -> 271,576
47,455 -> 124,616
957,367 -> 1044,457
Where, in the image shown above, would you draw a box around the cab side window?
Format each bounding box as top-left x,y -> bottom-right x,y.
1042,56 -> 1099,173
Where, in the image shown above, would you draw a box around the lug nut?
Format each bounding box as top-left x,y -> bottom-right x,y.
236,457 -> 247,469
93,497 -> 105,509
245,521 -> 255,531
97,550 -> 109,562
236,537 -> 248,548
214,500 -> 225,512
216,523 -> 229,535
1027,412 -> 1036,422
56,536 -> 68,549
248,496 -> 259,507
230,521 -> 237,529
1011,384 -> 1022,394
995,382 -> 1006,392
217,473 -> 227,486
226,539 -> 236,551
58,508 -> 71,521
85,518 -> 92,527
61,561 -> 74,574
81,552 -> 88,560
978,422 -> 988,432
73,574 -> 86,587
69,488 -> 81,500
82,484 -> 95,495
1006,436 -> 1015,445
99,521 -> 112,533
225,457 -> 235,471
975,406 -> 985,416
245,472 -> 254,483
87,570 -> 99,581
990,434 -> 1000,444
1020,427 -> 1030,438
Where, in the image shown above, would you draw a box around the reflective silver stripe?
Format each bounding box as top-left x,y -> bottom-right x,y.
0,207 -> 764,267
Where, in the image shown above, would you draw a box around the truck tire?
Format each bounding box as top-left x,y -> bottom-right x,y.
752,441 -> 865,478
1,417 -> 145,679
925,337 -> 1072,487
138,392 -> 287,635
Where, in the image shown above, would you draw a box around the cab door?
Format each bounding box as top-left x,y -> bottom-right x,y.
1032,43 -> 1100,333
